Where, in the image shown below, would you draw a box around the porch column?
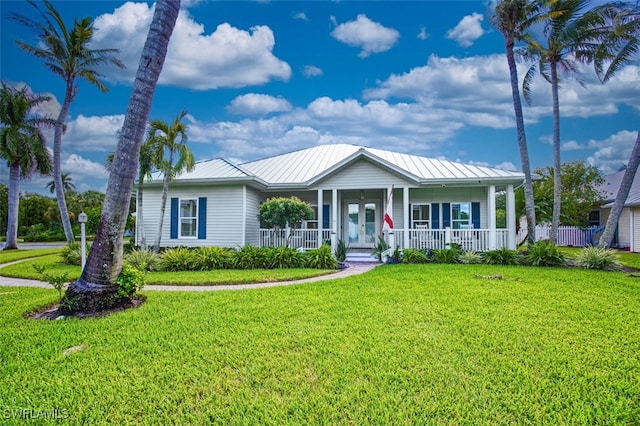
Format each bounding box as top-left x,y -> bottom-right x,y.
507,184 -> 516,249
403,186 -> 410,249
332,189 -> 338,253
488,185 -> 496,250
317,189 -> 323,248
631,208 -> 635,252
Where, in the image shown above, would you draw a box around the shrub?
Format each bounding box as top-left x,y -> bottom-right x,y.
32,264 -> 69,301
159,247 -> 197,271
124,248 -> 161,272
193,246 -> 233,270
305,244 -> 338,269
402,249 -> 429,264
116,264 -> 145,299
373,236 -> 390,262
574,246 -> 622,271
458,251 -> 484,264
265,247 -> 306,269
61,242 -> 91,266
483,248 -> 520,265
232,244 -> 268,269
433,246 -> 462,264
335,239 -> 348,262
523,241 -> 566,267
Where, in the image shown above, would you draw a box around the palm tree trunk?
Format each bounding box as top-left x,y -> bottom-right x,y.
54,83 -> 75,243
505,36 -> 536,244
153,151 -> 174,253
137,179 -> 147,250
599,130 -> 640,247
4,164 -> 20,250
550,62 -> 562,245
61,0 -> 180,314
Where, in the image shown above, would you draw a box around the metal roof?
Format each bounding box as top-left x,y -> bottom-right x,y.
600,169 -> 640,207
150,144 -> 524,187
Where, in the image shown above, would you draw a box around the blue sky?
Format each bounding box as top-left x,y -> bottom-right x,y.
1,0 -> 638,194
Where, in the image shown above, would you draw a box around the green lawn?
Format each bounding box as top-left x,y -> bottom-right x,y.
1,264 -> 639,424
0,254 -> 333,285
0,248 -> 63,264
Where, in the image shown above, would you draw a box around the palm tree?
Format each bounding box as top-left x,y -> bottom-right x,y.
62,0 -> 180,313
0,83 -> 54,249
148,110 -> 196,253
521,0 -> 614,243
45,172 -> 75,194
491,0 -> 555,245
597,3 -> 640,247
12,0 -> 124,244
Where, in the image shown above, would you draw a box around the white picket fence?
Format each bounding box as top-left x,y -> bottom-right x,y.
517,225 -> 603,247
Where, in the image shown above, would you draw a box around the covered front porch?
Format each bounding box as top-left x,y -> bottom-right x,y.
258,184 -> 517,253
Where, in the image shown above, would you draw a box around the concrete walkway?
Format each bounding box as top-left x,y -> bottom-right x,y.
0,259 -> 380,292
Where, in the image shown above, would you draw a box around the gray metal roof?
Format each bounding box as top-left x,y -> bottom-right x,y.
601,169 -> 640,207
150,144 -> 524,187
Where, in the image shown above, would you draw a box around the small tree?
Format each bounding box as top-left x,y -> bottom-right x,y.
259,197 -> 314,247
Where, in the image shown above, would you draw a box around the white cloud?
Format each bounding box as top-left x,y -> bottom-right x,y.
293,11 -> 308,21
465,160 -> 519,172
62,154 -> 107,177
91,2 -> 291,90
226,94 -> 292,116
330,14 -> 400,58
446,13 -> 485,47
64,114 -> 124,152
586,130 -> 638,174
303,65 -> 323,78
417,26 -> 429,40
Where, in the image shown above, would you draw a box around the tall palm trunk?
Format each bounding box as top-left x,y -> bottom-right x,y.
549,61 -> 562,244
54,82 -> 75,243
4,164 -> 21,250
62,0 -> 180,314
505,35 -> 536,244
137,179 -> 147,250
153,149 -> 174,253
599,130 -> 640,247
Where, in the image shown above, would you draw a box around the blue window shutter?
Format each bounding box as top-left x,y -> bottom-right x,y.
431,203 -> 439,229
198,197 -> 207,239
170,198 -> 178,239
323,204 -> 330,229
471,202 -> 480,229
408,204 -> 412,229
442,203 -> 451,228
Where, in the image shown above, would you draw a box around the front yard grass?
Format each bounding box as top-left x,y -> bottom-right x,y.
0,254 -> 334,285
1,264 -> 639,424
0,248 -> 63,264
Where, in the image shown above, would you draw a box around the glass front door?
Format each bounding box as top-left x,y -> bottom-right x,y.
346,201 -> 377,247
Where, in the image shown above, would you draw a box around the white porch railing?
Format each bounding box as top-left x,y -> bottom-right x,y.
391,228 -> 511,252
259,228 -> 332,249
517,225 -> 603,247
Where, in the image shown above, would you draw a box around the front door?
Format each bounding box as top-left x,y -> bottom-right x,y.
346,201 -> 378,248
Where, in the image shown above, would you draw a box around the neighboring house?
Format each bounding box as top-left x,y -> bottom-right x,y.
138,144 -> 525,254
592,169 -> 640,252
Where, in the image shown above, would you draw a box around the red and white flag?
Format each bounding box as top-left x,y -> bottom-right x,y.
383,185 -> 394,232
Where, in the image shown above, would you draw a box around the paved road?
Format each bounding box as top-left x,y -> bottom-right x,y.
0,259 -> 380,291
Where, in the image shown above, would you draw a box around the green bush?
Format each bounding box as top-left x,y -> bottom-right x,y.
483,248 -> 520,265
524,241 -> 566,267
193,246 -> 233,270
116,264 -> 145,299
335,239 -> 348,262
401,249 -> 429,264
61,242 -> 91,266
457,251 -> 484,264
433,246 -> 462,264
305,244 -> 338,269
265,247 -> 306,269
124,248 -> 161,272
21,223 -> 66,242
232,244 -> 268,269
159,247 -> 197,271
573,246 -> 622,271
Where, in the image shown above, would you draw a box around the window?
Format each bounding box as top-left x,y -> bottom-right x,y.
304,206 -> 318,229
412,204 -> 430,228
589,210 -> 601,227
451,203 -> 471,229
180,199 -> 197,238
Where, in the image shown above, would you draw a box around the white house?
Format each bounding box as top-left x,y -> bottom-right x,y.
138,144 -> 525,254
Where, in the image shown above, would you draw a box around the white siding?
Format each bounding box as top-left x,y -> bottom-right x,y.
633,207 -> 640,253
618,208 -> 631,247
409,187 -> 488,228
142,185 -> 245,248
245,187 -> 262,246
314,158 -> 414,189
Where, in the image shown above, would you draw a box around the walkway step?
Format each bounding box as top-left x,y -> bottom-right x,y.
345,252 -> 378,263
